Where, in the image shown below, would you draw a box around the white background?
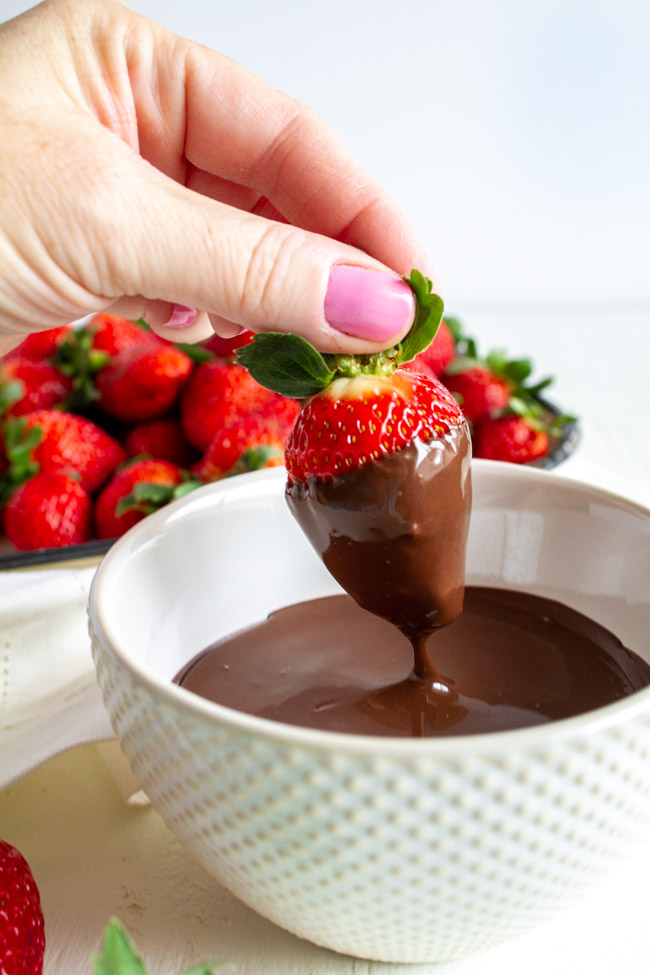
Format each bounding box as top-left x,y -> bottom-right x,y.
3,0 -> 649,308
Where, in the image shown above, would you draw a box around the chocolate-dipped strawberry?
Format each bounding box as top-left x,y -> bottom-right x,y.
237,271 -> 472,670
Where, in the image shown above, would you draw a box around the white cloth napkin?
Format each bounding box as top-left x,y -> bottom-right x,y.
0,567 -> 114,789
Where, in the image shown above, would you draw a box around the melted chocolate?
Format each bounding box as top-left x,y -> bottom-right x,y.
176,590 -> 650,738
285,427 -> 472,673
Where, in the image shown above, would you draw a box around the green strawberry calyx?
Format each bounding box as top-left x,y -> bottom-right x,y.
51,326 -> 110,410
235,269 -> 443,398
0,417 -> 43,505
115,473 -> 203,518
92,917 -> 229,974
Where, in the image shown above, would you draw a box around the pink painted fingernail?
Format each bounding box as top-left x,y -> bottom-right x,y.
164,305 -> 198,328
324,266 -> 416,341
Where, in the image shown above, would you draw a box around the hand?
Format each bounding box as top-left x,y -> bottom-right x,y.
0,0 -> 434,353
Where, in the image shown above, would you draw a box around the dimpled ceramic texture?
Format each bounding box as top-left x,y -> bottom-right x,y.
89,463 -> 650,964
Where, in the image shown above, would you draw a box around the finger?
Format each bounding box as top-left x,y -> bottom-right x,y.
76,142 -> 417,354
208,315 -> 246,339
119,24 -> 432,278
104,296 -> 214,343
142,304 -> 214,344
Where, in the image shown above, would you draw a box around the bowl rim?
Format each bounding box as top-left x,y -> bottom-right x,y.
89,460 -> 650,755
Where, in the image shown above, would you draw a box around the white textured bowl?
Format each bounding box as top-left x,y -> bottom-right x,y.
89,461 -> 650,964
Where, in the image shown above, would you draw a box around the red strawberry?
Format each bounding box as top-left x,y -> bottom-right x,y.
180,360 -> 290,450
472,414 -> 549,464
5,410 -> 126,494
5,324 -> 73,361
0,839 -> 45,974
442,364 -> 510,423
88,313 -> 159,356
5,471 -> 92,549
202,329 -> 255,359
237,271 -> 472,636
0,357 -> 73,416
96,343 -> 193,422
125,418 -> 199,467
404,318 -> 456,378
260,394 -> 301,440
284,370 -> 463,482
194,414 -> 286,481
94,458 -> 198,539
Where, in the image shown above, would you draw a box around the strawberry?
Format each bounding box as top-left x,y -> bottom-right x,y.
94,458 -> 200,539
262,394 -> 301,439
5,470 -> 92,549
86,314 -> 158,356
442,364 -> 510,423
0,356 -> 73,416
0,839 -> 45,974
180,360 -> 293,450
237,271 -> 472,635
472,414 -> 549,464
201,328 -> 255,359
5,324 -> 73,361
404,318 -> 456,378
96,343 -> 193,422
3,410 -> 127,494
124,418 -> 199,467
194,414 -> 286,482
442,344 -> 559,427
284,369 -> 462,483
47,316 -> 159,410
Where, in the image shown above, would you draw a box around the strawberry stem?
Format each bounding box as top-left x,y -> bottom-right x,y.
236,268 -> 444,399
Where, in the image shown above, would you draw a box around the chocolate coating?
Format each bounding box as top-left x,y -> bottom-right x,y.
285,426 -> 472,655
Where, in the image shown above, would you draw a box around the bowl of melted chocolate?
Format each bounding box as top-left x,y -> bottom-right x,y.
89,461 -> 650,964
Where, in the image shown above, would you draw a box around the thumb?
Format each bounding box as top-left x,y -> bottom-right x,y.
84,152 -> 418,355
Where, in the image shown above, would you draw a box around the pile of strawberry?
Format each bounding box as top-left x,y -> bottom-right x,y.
0,309 -> 573,553
0,316 -> 299,551
404,316 -> 574,465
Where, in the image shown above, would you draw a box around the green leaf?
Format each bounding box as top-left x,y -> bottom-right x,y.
53,325 -> 109,411
548,412 -> 577,437
92,919 -> 147,975
115,478 -> 202,517
442,355 -> 480,376
501,358 -> 533,383
484,348 -> 508,373
0,379 -> 25,416
236,332 -> 334,398
508,395 -> 530,417
172,479 -> 203,499
441,315 -> 463,344
0,417 -> 43,504
115,482 -> 175,516
525,376 -> 554,396
92,919 -> 229,975
230,445 -> 284,474
396,270 -> 444,364
173,342 -> 215,364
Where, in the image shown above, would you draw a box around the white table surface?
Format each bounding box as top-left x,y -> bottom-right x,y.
0,307 -> 649,973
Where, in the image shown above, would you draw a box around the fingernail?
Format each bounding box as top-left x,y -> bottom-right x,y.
164,305 -> 198,329
324,266 -> 416,342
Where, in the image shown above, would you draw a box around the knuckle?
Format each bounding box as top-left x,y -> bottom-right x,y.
239,223 -> 306,325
